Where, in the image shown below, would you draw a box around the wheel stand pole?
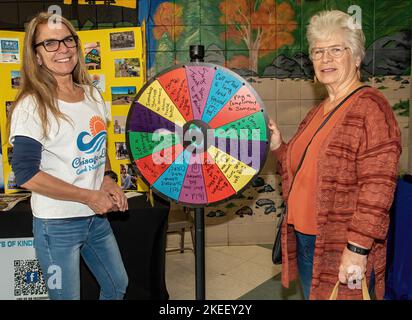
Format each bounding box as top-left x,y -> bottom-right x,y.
194,207 -> 205,300
190,44 -> 206,300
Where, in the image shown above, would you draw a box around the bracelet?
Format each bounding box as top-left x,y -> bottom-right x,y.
347,243 -> 370,255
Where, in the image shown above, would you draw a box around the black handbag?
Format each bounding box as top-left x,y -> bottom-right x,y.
272,206 -> 285,264
271,85 -> 370,265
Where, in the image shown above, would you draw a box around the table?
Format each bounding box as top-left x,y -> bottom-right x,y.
0,194 -> 170,300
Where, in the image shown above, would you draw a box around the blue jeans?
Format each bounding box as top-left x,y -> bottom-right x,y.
295,230 -> 316,300
33,215 -> 128,300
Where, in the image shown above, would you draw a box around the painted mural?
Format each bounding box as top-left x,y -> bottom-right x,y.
140,0 -> 411,77
140,0 -> 411,244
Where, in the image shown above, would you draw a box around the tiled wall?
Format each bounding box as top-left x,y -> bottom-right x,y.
141,0 -> 411,245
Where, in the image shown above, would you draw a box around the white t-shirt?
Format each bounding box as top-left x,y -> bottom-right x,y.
9,86 -> 110,219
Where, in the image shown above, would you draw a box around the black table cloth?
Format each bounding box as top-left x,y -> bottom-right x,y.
0,194 -> 170,300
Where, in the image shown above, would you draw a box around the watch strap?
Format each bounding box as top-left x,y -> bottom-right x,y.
347,243 -> 370,255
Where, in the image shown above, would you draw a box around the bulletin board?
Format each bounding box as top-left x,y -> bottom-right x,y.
0,31 -> 25,194
0,25 -> 149,194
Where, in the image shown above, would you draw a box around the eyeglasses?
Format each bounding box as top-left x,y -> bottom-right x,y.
310,45 -> 349,60
33,35 -> 78,52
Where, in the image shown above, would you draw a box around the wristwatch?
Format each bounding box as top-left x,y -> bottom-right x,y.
347,243 -> 370,255
104,170 -> 118,183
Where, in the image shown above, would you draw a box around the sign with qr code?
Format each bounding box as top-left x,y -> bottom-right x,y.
0,237 -> 48,300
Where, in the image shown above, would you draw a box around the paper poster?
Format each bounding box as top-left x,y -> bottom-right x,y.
91,74 -> 105,93
84,42 -> 101,70
5,101 -> 13,118
0,38 -> 20,63
114,58 -> 140,77
11,71 -> 20,89
115,142 -> 129,160
113,115 -> 126,134
111,86 -> 136,105
109,31 -> 135,51
120,163 -> 138,191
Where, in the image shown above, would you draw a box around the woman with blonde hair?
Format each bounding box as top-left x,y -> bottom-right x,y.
8,12 -> 128,300
269,10 -> 401,299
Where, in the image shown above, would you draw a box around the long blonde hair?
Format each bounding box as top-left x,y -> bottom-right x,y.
8,12 -> 93,139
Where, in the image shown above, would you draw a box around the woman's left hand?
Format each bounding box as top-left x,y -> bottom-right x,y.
100,176 -> 128,212
338,247 -> 367,289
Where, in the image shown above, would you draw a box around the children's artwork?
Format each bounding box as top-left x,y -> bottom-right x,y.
0,38 -> 19,63
109,31 -> 135,51
84,42 -> 101,70
120,163 -> 137,191
11,71 -> 20,89
114,58 -> 140,77
91,74 -> 106,93
113,115 -> 126,134
111,86 -> 136,105
115,142 -> 128,160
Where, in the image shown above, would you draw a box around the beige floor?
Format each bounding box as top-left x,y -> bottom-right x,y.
165,245 -> 282,300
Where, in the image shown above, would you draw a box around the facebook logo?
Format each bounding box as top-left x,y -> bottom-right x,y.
25,271 -> 39,284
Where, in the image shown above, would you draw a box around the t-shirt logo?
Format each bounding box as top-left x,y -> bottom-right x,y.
77,116 -> 107,154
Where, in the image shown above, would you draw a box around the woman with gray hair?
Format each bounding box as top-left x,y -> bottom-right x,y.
269,10 -> 401,299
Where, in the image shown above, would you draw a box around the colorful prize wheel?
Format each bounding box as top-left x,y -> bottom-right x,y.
126,63 -> 269,208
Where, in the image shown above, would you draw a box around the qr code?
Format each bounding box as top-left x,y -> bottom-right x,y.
14,259 -> 48,298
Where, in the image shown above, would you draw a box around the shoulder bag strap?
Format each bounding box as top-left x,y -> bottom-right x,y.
287,85 -> 370,195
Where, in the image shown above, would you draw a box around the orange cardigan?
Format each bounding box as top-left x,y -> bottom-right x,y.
274,87 -> 401,299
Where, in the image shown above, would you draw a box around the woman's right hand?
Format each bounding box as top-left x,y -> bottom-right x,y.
84,190 -> 117,215
268,118 -> 283,151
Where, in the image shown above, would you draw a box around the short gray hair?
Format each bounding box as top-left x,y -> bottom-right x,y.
307,10 -> 365,62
